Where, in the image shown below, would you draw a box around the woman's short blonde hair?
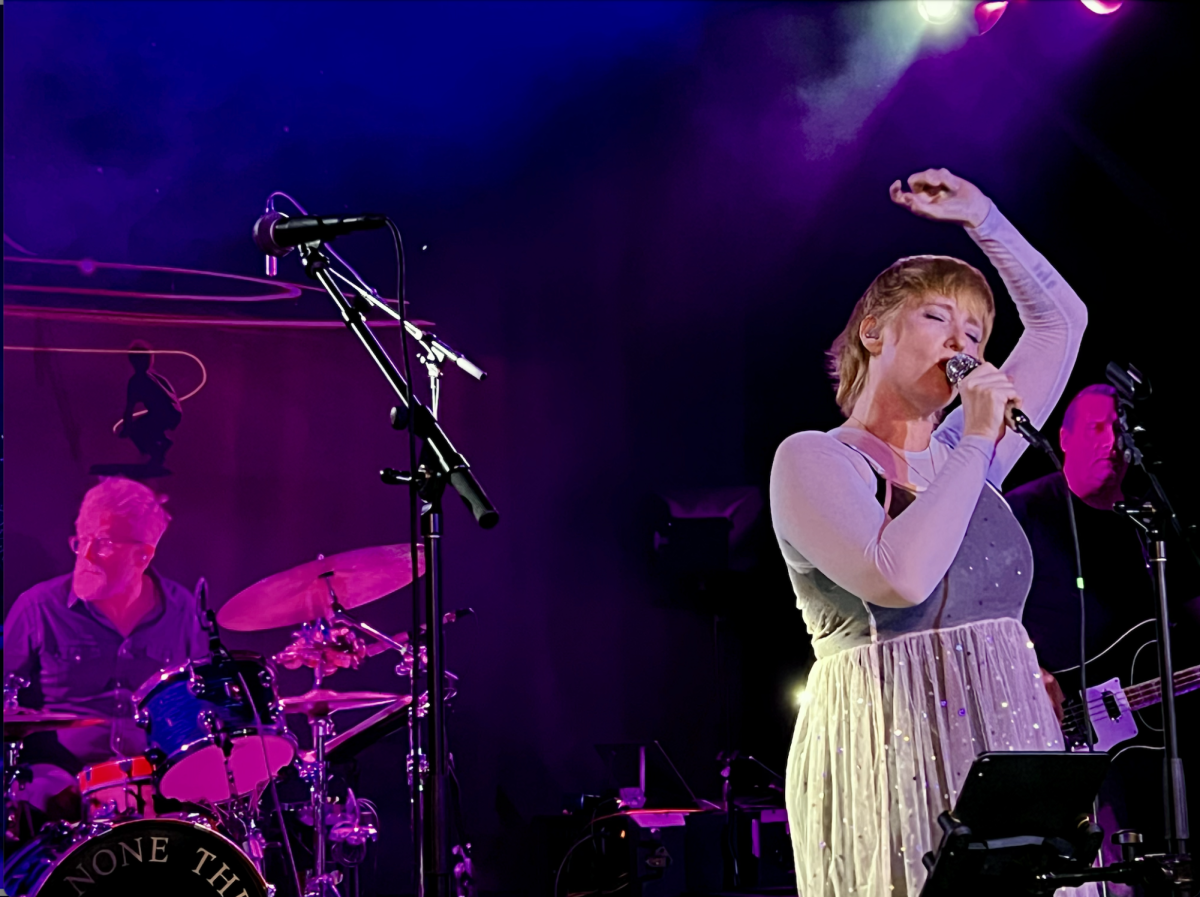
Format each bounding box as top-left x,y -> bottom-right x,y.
827,255 -> 995,417
77,477 -> 172,546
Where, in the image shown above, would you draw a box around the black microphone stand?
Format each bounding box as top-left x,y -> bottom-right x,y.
296,239 -> 497,897
1107,363 -> 1190,866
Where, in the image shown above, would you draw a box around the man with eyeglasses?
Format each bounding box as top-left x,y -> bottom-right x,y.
3,477 -> 206,824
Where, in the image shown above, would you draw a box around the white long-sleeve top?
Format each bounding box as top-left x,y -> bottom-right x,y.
769,205 -> 1087,657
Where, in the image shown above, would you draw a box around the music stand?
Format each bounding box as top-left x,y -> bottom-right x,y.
919,751 -> 1110,896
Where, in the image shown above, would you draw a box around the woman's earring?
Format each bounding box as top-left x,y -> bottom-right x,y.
139,553 -> 149,564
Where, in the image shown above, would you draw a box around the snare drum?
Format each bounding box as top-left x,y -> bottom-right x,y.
135,651 -> 295,803
78,756 -> 156,822
2,817 -> 269,897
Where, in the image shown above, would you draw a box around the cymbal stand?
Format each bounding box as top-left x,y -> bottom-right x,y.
306,708 -> 340,897
3,676 -> 32,849
302,577 -> 426,896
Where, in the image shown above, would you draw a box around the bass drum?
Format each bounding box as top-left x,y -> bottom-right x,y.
2,817 -> 270,897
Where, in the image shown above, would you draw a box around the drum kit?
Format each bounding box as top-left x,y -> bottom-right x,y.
2,542 -> 464,897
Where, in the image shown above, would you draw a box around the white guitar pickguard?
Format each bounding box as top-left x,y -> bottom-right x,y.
1085,676 -> 1138,752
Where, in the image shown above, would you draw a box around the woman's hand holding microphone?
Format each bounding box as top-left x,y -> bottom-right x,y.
957,360 -> 1023,446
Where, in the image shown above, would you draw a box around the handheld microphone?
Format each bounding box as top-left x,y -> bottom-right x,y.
944,353 -> 1055,454
252,211 -> 388,258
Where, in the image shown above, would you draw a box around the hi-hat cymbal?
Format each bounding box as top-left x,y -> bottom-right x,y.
4,709 -> 107,740
280,689 -> 410,718
217,544 -> 424,632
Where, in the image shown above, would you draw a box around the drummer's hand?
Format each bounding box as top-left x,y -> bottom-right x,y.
890,169 -> 991,229
1040,667 -> 1065,725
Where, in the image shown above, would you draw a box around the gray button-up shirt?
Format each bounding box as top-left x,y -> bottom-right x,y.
3,570 -> 207,765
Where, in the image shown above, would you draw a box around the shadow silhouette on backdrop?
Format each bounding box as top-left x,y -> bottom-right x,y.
90,342 -> 183,479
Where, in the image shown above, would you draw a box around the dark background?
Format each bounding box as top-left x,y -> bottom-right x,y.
4,1 -> 1196,891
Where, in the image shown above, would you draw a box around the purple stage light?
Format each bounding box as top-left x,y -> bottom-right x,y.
974,1 -> 1009,35
1080,0 -> 1123,13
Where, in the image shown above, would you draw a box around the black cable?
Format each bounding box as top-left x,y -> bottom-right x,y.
1048,454 -> 1094,752
386,218 -> 424,892
236,670 -> 303,897
554,834 -> 598,897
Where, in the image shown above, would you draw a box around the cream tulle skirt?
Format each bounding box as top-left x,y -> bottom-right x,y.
785,617 -> 1093,897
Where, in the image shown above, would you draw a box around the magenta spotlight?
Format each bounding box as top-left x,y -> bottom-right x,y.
974,1 -> 1008,34
1080,0 -> 1123,13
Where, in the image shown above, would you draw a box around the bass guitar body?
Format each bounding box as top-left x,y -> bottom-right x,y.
1053,619 -> 1200,752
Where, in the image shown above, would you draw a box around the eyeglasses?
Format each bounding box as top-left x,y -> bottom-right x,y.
68,536 -> 138,559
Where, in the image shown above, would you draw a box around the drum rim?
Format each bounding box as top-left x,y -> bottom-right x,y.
153,726 -> 296,766
133,650 -> 280,705
8,816 -> 269,896
79,755 -> 156,787
80,774 -> 157,797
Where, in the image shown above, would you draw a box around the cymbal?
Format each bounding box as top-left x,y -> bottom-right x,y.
4,709 -> 107,740
325,698 -> 413,763
280,689 -> 410,718
218,544 -> 424,632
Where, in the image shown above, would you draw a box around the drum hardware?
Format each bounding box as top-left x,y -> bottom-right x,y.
4,673 -> 26,714
303,707 -> 338,895
406,750 -> 431,790
4,675 -> 110,844
209,523 -> 472,896
4,674 -> 31,840
327,790 -> 379,873
278,607 -> 465,682
276,620 -> 371,678
279,585 -> 411,897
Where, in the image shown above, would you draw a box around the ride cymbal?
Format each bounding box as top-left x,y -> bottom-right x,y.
217,544 -> 424,632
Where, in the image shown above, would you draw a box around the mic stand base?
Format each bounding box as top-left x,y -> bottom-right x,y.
1036,854 -> 1193,896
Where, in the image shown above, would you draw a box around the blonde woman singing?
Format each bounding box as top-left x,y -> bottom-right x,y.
770,169 -> 1087,896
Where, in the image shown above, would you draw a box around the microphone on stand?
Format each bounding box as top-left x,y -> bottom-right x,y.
944,353 -> 1055,454
252,210 -> 388,260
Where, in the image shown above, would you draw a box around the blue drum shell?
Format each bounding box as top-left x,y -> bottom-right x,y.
136,651 -> 284,764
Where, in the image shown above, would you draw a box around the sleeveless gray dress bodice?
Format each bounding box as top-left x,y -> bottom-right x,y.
867,480 -> 1033,639
783,472 -> 1034,655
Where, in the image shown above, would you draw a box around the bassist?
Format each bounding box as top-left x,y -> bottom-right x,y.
1007,383 -> 1200,888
